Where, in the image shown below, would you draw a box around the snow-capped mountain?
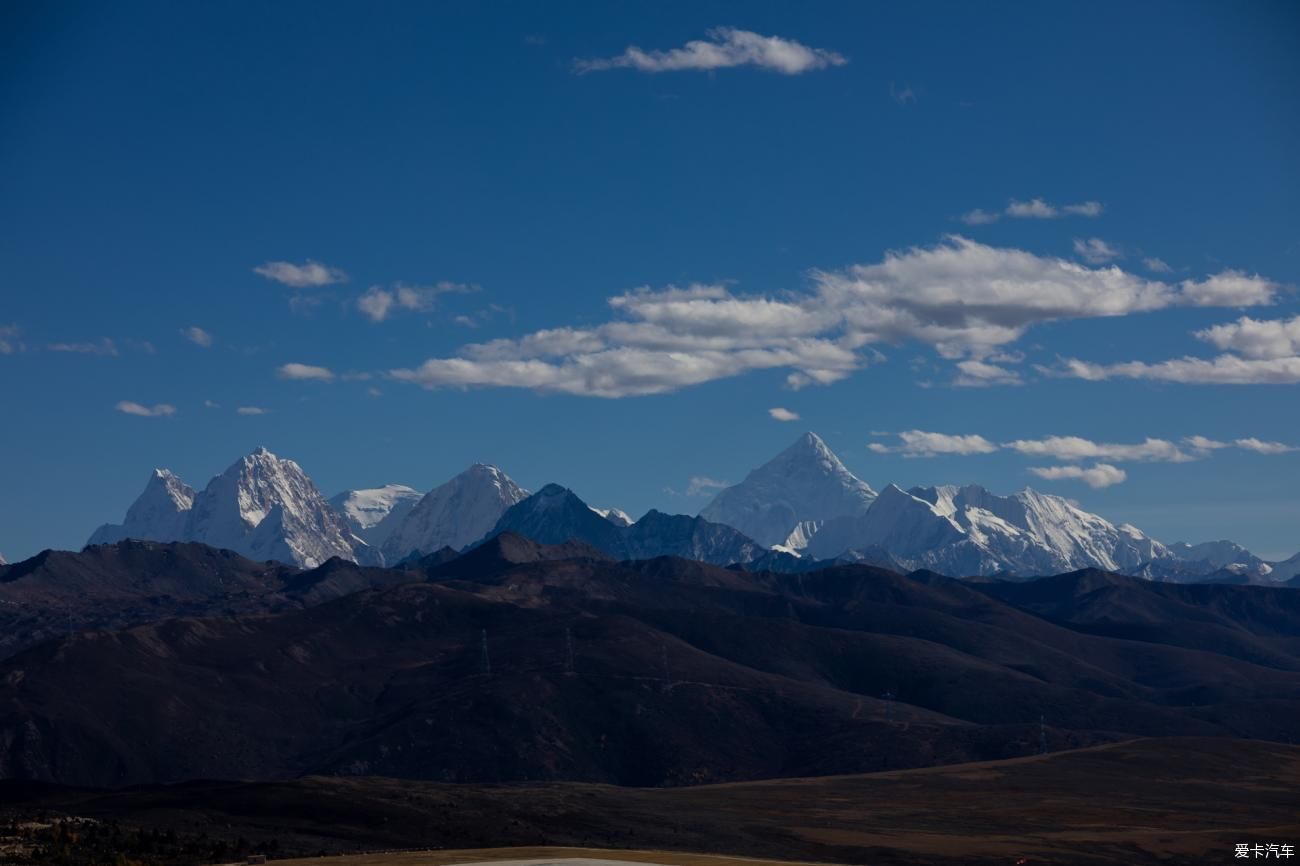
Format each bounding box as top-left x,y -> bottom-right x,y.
1167,540 -> 1266,569
590,506 -> 633,527
88,449 -> 363,568
700,432 -> 877,549
1130,539 -> 1277,583
805,483 -> 1172,577
380,464 -> 527,562
88,469 -> 196,546
183,448 -> 361,567
330,484 -> 422,547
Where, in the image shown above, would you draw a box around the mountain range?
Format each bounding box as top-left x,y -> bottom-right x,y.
2,535 -> 1299,788
84,433 -> 1298,581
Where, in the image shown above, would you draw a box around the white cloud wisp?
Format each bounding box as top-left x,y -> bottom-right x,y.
576,28 -> 846,75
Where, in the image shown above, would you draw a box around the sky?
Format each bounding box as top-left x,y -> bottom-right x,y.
1,0 -> 1299,561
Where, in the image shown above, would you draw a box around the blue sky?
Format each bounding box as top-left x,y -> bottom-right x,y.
2,1 -> 1299,561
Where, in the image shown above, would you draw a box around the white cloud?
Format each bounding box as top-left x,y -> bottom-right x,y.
868,430 -> 999,457
1006,198 -> 1103,220
49,338 -> 118,356
685,476 -> 730,496
182,326 -> 214,348
1073,237 -> 1121,264
1144,257 -> 1173,273
1195,314 -> 1300,359
1029,463 -> 1127,488
115,400 -> 176,418
389,238 -> 1282,398
1062,201 -> 1104,217
0,324 -> 24,355
1006,435 -> 1197,463
953,359 -> 1022,387
1234,437 -> 1295,455
768,407 -> 800,421
203,399 -> 220,409
1180,271 -> 1280,307
237,406 -> 269,415
866,429 -> 1292,473
277,362 -> 335,381
961,199 -> 1102,225
356,288 -> 394,323
960,208 -> 1001,226
812,236 -> 1183,359
575,27 -> 846,75
253,260 -> 347,288
357,281 -> 477,323
1053,354 -> 1300,385
1006,198 -> 1058,219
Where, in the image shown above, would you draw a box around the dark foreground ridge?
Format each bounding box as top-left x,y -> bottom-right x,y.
1,737 -> 1297,866
0,538 -> 1298,788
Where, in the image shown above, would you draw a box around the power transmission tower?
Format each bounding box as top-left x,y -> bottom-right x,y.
480,628 -> 491,677
882,689 -> 896,722
661,643 -> 672,687
565,627 -> 576,675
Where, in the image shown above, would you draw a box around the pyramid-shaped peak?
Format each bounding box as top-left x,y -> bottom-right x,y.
789,431 -> 834,456
532,483 -> 583,502
698,432 -> 877,549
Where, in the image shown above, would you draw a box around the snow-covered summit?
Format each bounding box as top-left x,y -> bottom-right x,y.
380,464 -> 527,561
182,447 -> 359,567
88,468 -> 196,546
590,506 -> 634,527
87,449 -> 361,567
330,484 -> 422,547
700,432 -> 877,549
806,481 -> 1171,575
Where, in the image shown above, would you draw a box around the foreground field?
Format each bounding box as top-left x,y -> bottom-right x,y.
5,737 -> 1298,866
272,850 -> 825,866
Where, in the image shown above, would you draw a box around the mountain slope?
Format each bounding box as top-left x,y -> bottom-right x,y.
0,540 -> 418,659
1272,552 -> 1300,583
329,484 -> 421,547
87,469 -> 195,546
700,432 -> 877,549
380,464 -> 527,561
2,552 -> 1299,787
484,484 -> 627,553
486,486 -> 796,567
